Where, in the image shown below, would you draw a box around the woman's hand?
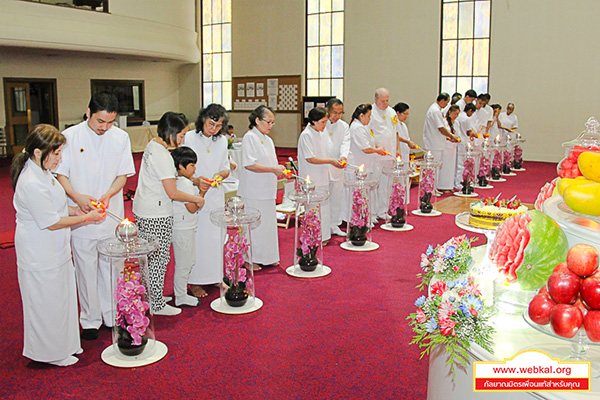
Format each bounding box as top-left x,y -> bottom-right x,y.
85,208 -> 106,222
273,165 -> 287,178
330,159 -> 343,168
194,196 -> 206,210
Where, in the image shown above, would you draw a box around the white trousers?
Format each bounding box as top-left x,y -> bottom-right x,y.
242,197 -> 279,265
439,143 -> 457,190
329,180 -> 344,227
315,184 -> 331,241
18,260 -> 80,362
455,151 -> 465,190
72,236 -> 114,329
172,228 -> 196,298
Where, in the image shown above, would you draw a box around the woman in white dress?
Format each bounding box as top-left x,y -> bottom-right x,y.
392,102 -> 418,203
133,112 -> 205,316
184,104 -> 230,298
439,105 -> 460,191
238,106 -> 287,270
12,124 -> 105,366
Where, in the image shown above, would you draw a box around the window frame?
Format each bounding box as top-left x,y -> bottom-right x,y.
90,79 -> 145,123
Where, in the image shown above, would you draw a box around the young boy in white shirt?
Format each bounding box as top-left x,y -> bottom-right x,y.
171,147 -> 203,307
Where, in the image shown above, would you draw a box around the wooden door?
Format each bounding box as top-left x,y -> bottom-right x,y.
4,82 -> 31,155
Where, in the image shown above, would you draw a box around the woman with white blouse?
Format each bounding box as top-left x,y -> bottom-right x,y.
183,104 -> 230,298
12,124 -> 105,366
133,112 -> 205,316
237,106 -> 287,270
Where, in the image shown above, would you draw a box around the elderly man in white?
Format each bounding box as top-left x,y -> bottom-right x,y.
369,88 -> 397,220
324,98 -> 350,237
422,92 -> 460,194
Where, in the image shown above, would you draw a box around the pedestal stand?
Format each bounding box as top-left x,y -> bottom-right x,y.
209,197 -> 262,315
342,166 -> 379,252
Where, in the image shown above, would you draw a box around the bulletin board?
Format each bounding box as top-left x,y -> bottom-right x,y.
232,75 -> 301,113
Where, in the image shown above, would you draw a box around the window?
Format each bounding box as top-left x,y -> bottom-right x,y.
306,0 -> 344,99
91,80 -> 145,122
202,0 -> 232,109
440,0 -> 491,95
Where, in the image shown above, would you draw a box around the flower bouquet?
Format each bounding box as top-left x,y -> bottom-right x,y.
348,188 -> 370,246
408,277 -> 494,378
419,167 -> 435,213
388,181 -> 406,227
223,228 -> 253,307
491,150 -> 502,180
296,208 -> 321,271
461,157 -> 475,194
416,235 -> 478,290
477,155 -> 490,187
227,137 -> 235,150
115,264 -> 150,356
512,144 -> 523,169
502,149 -> 512,174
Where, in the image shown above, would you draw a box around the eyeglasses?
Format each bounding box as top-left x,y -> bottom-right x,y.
261,119 -> 276,126
207,120 -> 223,130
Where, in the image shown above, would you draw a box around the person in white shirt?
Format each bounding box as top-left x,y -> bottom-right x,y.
439,105 -> 461,191
422,93 -> 460,170
370,88 -> 397,219
13,125 -> 105,366
454,103 -> 478,190
183,104 -> 230,298
298,107 -> 344,243
499,102 -> 519,139
489,104 -> 510,144
455,89 -> 477,112
238,106 -> 287,270
392,102 -> 418,204
471,94 -> 490,144
482,93 -> 494,136
133,112 -> 205,316
170,146 -> 202,307
56,92 -> 135,341
325,98 -> 350,237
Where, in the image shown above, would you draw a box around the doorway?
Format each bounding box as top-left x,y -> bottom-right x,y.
3,78 -> 59,156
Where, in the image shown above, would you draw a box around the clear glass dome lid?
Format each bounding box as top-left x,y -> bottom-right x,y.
563,117 -> 600,150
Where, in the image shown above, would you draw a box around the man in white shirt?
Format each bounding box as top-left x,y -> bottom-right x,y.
482,93 -> 494,135
471,94 -> 490,140
56,92 -> 135,341
325,98 -> 350,237
455,89 -> 477,112
370,88 -> 397,219
423,93 -> 459,161
454,103 -> 478,190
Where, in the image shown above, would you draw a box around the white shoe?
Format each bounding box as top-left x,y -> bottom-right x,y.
153,304 -> 181,316
331,226 -> 347,237
74,348 -> 83,355
49,356 -> 78,366
371,217 -> 379,224
377,213 -> 388,220
175,294 -> 200,307
163,296 -> 172,302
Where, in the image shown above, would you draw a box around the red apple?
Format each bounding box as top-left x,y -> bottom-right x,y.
548,271 -> 580,304
581,271 -> 600,309
528,294 -> 556,325
553,262 -> 569,274
538,286 -> 549,296
584,311 -> 600,342
567,244 -> 599,278
550,304 -> 584,338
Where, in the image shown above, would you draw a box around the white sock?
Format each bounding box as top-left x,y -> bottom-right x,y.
175,294 -> 200,307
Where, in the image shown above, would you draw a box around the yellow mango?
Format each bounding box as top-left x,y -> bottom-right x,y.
558,177 -> 595,196
563,182 -> 600,217
578,151 -> 600,182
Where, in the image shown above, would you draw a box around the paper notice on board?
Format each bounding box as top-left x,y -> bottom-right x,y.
237,83 -> 245,97
256,83 -> 264,97
267,79 -> 278,96
268,95 -> 278,109
246,82 -> 255,97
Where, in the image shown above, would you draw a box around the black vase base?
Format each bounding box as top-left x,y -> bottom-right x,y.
299,259 -> 319,272
117,335 -> 148,357
225,291 -> 249,307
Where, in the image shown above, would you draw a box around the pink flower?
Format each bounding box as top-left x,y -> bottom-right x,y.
492,150 -> 501,169
438,300 -> 455,320
420,168 -> 435,193
351,189 -> 370,228
388,181 -> 406,215
416,308 -> 427,323
462,157 -> 475,182
299,209 -> 321,255
439,317 -> 456,336
478,156 -> 490,177
224,229 -> 250,285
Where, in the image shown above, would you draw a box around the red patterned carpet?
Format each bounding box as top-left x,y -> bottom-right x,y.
0,159 -> 556,400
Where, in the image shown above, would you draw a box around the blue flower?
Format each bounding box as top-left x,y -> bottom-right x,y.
414,295 -> 426,307
448,296 -> 455,302
446,280 -> 455,288
426,318 -> 438,333
455,277 -> 469,288
444,245 -> 456,259
426,244 -> 434,256
459,294 -> 483,315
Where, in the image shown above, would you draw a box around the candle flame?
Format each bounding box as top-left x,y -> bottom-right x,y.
495,135 -> 500,143
396,156 -> 401,162
122,218 -> 131,224
306,175 -> 311,182
359,164 -> 364,171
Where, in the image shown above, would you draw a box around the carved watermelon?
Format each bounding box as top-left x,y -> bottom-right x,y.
534,178 -> 559,211
490,210 -> 568,291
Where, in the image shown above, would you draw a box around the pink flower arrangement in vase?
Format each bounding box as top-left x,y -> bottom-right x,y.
491,150 -> 502,179
513,145 -> 523,169
348,188 -> 370,246
461,157 -> 475,194
388,181 -> 406,227
114,264 -> 150,355
296,208 -> 321,271
502,150 -> 512,174
419,168 -> 435,213
477,155 -> 490,186
223,228 -> 252,307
